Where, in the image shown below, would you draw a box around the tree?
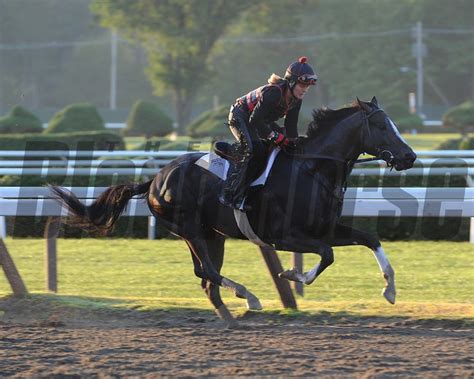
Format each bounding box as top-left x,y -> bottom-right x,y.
304,0 -> 474,107
0,0 -> 100,111
91,0 -> 252,134
200,0 -> 321,124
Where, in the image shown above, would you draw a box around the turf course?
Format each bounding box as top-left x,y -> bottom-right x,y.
1,239 -> 472,321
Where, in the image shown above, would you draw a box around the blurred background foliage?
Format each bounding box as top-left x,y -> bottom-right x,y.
0,0 -> 472,134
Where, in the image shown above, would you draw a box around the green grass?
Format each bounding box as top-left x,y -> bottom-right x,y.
402,133 -> 466,150
1,239 -> 472,320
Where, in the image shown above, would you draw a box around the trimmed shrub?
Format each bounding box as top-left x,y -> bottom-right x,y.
459,136 -> 474,150
383,101 -> 423,132
0,131 -> 124,151
45,103 -> 105,134
123,100 -> 173,137
435,138 -> 462,150
384,102 -> 410,119
187,105 -> 232,139
442,100 -> 474,135
0,106 -> 43,134
394,114 -> 424,132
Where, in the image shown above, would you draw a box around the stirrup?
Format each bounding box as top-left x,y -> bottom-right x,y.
218,194 -> 251,211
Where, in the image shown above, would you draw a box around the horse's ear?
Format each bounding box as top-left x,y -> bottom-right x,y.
357,97 -> 371,112
371,96 -> 378,107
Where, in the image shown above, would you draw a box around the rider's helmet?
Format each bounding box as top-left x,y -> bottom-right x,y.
284,56 -> 318,89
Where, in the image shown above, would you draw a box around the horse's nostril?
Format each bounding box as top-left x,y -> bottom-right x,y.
405,152 -> 417,162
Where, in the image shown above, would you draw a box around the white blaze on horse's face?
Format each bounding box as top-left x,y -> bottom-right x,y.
387,117 -> 408,145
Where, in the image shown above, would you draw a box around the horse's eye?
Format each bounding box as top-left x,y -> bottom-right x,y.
379,120 -> 388,129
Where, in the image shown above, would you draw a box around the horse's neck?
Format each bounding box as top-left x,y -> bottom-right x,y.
303,119 -> 363,162
313,159 -> 349,189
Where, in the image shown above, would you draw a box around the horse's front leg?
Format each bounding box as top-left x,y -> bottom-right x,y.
273,236 -> 334,285
323,223 -> 396,304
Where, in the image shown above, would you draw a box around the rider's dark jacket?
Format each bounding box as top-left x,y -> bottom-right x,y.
233,80 -> 301,139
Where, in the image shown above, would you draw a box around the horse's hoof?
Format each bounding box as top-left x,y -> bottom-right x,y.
279,268 -> 305,283
246,295 -> 263,311
226,319 -> 240,329
382,288 -> 396,304
303,271 -> 317,285
215,305 -> 239,327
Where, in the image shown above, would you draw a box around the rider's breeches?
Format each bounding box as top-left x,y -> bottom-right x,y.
226,109 -> 266,202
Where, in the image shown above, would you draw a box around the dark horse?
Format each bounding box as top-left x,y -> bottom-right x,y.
51,97 -> 416,327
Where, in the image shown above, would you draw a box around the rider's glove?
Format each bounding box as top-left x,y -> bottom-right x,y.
267,131 -> 289,146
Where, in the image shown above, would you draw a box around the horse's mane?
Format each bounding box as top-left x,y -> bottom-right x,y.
306,101 -> 361,139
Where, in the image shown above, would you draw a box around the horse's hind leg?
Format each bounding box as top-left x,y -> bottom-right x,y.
324,223 -> 396,304
186,234 -> 262,311
199,232 -> 238,328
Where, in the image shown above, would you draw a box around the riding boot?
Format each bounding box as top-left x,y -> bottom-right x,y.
219,160 -> 250,210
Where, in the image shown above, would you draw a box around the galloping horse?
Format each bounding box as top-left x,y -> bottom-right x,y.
51,97 -> 416,327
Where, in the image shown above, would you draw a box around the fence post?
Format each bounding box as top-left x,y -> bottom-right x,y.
0,239 -> 28,297
467,175 -> 474,244
292,252 -> 304,296
0,216 -> 6,239
259,246 -> 297,309
148,216 -> 156,240
44,217 -> 60,293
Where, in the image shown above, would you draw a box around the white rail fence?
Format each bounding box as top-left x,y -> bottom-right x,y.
1,150 -> 473,242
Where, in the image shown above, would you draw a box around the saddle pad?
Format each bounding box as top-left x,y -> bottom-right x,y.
195,147 -> 280,186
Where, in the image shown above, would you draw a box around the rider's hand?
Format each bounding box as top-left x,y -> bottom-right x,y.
267,131 -> 288,146
280,137 -> 297,154
267,131 -> 296,152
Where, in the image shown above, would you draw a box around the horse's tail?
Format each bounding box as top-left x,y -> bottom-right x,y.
49,180 -> 153,235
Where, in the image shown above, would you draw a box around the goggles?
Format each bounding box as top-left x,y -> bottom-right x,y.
297,74 -> 318,85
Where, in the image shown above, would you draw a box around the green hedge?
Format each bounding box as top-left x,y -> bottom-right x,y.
459,136 -> 474,150
383,102 -> 423,132
434,136 -> 474,150
443,100 -> 474,134
187,105 -> 232,139
344,172 -> 469,241
0,106 -> 43,134
45,103 -> 106,134
123,100 -> 174,137
0,131 -> 124,151
394,114 -> 424,132
0,172 -> 171,239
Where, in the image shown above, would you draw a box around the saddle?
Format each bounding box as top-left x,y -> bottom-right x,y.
201,140 -> 278,247
195,141 -> 280,187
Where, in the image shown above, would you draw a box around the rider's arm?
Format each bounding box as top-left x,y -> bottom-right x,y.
248,87 -> 281,139
284,101 -> 302,138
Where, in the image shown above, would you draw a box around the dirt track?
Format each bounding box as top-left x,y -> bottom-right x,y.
0,298 -> 473,378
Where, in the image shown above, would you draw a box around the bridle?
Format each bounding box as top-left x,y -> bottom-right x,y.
354,108 -> 395,168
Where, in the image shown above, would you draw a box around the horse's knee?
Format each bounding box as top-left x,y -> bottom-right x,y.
201,279 -> 224,308
194,268 -> 206,280
201,267 -> 222,286
321,248 -> 334,266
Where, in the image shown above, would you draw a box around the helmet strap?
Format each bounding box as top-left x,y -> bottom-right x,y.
289,80 -> 298,98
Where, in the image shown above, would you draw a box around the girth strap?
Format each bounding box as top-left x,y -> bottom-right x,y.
233,210 -> 272,248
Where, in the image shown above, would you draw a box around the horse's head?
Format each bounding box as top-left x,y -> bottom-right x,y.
357,97 -> 416,171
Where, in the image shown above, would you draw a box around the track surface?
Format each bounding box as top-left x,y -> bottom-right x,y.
0,298 -> 472,378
